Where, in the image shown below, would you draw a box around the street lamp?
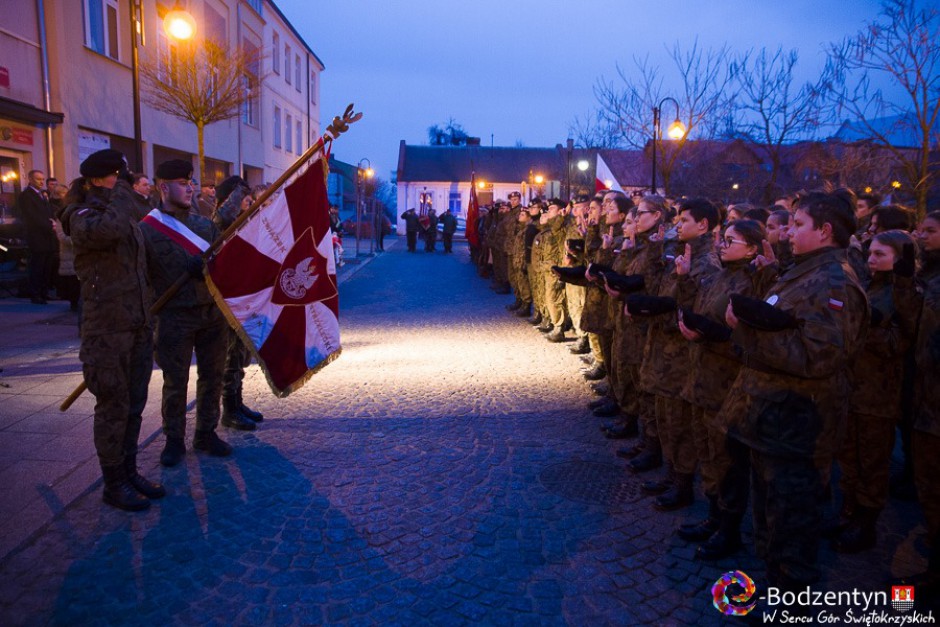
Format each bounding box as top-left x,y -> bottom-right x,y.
651,97 -> 686,194
356,158 -> 373,257
164,8 -> 197,40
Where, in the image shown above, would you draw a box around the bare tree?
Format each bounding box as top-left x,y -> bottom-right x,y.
729,47 -> 831,203
567,109 -> 623,149
140,38 -> 259,182
825,0 -> 940,216
583,40 -> 732,195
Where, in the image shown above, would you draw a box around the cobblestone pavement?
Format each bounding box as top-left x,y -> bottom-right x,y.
0,240 -> 930,625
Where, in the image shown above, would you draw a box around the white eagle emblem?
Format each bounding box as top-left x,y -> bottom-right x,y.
279,257 -> 318,299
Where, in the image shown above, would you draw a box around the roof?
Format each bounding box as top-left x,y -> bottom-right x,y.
397,143 -> 570,183
834,114 -> 939,149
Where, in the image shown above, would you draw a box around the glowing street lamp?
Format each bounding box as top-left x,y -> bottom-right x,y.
356,158 -> 373,256
651,97 -> 686,194
164,8 -> 197,41
577,160 -> 590,172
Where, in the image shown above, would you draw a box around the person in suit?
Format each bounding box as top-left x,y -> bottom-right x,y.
16,170 -> 58,304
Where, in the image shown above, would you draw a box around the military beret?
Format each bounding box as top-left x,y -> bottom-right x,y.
730,294 -> 798,332
572,193 -> 591,204
551,265 -> 591,287
216,175 -> 251,205
80,149 -> 126,178
680,308 -> 732,342
566,239 -> 585,255
625,294 -> 677,317
155,159 -> 193,181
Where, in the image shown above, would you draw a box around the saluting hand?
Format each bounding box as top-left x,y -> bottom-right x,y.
725,301 -> 739,329
675,244 -> 692,276
650,224 -> 665,243
601,226 -> 614,249
752,239 -> 776,270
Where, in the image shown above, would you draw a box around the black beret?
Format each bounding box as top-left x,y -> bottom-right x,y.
572,193 -> 591,204
155,159 -> 193,181
508,191 -> 522,199
730,294 -> 798,332
551,265 -> 591,287
600,272 -> 645,294
216,175 -> 250,205
566,239 -> 585,254
80,149 -> 126,178
680,308 -> 732,342
625,294 -> 677,317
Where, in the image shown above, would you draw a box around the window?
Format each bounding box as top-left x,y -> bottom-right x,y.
273,106 -> 281,148
272,32 -> 280,74
449,193 -> 462,213
310,71 -> 317,104
285,45 -> 291,83
242,75 -> 256,126
296,120 -> 302,153
241,39 -> 259,126
285,114 -> 293,153
156,31 -> 180,86
294,55 -> 301,92
84,0 -> 120,60
204,4 -> 226,44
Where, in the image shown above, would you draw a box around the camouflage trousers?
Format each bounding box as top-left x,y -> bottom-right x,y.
718,435 -> 751,519
155,305 -> 227,439
914,430 -> 940,541
222,327 -> 253,402
564,284 -> 586,337
80,326 -> 153,467
630,365 -> 656,439
588,333 -> 605,366
514,264 -> 532,304
691,406 -> 733,499
657,395 -> 696,475
838,411 -> 896,510
528,263 -> 545,316
491,249 -> 508,284
751,449 -> 830,585
541,271 -> 566,327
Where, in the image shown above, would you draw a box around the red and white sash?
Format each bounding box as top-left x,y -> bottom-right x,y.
141,208 -> 210,255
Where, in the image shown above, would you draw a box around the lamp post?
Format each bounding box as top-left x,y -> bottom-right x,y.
576,159 -> 589,196
355,158 -> 373,257
651,97 -> 686,195
565,138 -> 573,201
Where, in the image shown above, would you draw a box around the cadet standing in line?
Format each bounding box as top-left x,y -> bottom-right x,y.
401,207 -> 419,252
439,207 -> 458,253
140,160 -> 233,467
61,149 -> 164,511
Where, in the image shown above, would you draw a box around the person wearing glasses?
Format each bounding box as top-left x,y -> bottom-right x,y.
140,160 -> 233,468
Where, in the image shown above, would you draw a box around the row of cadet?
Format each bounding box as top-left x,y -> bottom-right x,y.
470,187 -> 939,609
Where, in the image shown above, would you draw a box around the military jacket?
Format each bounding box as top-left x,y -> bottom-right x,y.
848,271 -> 920,418
62,181 -> 151,336
678,259 -> 776,411
401,211 -> 420,233
913,252 -> 940,437
531,215 -> 565,270
720,247 -> 869,463
440,212 -> 458,234
617,230 -> 662,365
638,233 -> 721,396
139,207 -> 220,311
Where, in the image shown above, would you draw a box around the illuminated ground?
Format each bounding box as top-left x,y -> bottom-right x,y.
0,240 -> 929,625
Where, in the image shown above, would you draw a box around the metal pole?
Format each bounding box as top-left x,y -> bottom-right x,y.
651,106 -> 659,194
36,0 -> 55,176
130,0 -> 143,172
355,170 -> 361,257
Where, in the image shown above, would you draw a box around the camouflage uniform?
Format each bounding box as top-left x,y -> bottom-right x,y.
913,251 -> 940,542
62,181 -> 152,467
718,246 -> 868,585
509,217 -> 532,306
840,271 -> 919,511
639,233 -> 720,476
578,222 -> 609,365
677,259 -> 775,506
140,207 -> 226,441
532,215 -> 567,327
439,211 -> 458,253
563,215 -> 588,338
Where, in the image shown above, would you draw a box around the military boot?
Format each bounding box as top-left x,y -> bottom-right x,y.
642,467 -> 673,496
677,495 -> 720,542
588,397 -> 611,410
505,299 -> 523,312
579,354 -> 595,365
537,320 -> 554,333
628,439 -> 662,473
237,389 -> 264,422
125,453 -> 166,499
654,472 -> 694,511
527,311 -> 543,326
581,363 -> 606,381
604,416 -> 639,440
695,514 -> 743,560
546,328 -> 565,343
568,335 -> 590,354
514,302 -> 532,317
593,400 -> 620,417
616,442 -> 645,460
193,429 -> 233,457
222,396 -> 256,431
101,464 -> 151,512
831,506 -> 879,553
159,437 -> 186,467
590,381 -> 609,396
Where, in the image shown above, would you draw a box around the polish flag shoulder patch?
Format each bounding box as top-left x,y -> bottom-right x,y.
828,297 -> 844,311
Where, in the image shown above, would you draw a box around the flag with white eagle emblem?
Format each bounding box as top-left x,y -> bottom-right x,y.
206,157 -> 340,397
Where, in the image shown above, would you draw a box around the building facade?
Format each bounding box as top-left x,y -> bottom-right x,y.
0,0 -> 322,200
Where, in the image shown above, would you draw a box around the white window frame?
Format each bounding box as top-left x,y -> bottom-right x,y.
310,71 -> 317,104
273,106 -> 282,149
272,31 -> 280,74
285,113 -> 293,153
294,55 -> 301,92
285,44 -> 291,84
83,0 -> 120,60
296,120 -> 302,153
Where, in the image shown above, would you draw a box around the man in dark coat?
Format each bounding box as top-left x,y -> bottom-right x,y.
439,208 -> 458,253
17,170 -> 58,303
401,208 -> 419,252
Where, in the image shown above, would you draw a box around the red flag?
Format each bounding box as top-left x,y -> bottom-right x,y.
466,172 -> 480,247
595,154 -> 624,193
206,157 -> 340,397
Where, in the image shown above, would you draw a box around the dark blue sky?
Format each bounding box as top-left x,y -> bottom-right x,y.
278,0 -> 892,179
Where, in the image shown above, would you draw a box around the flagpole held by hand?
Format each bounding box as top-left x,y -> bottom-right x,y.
59,105 -> 364,412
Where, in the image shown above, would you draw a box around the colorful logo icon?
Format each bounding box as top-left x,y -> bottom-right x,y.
712,570 -> 758,616
892,586 -> 915,613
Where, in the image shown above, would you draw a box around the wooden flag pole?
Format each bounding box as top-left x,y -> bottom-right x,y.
59,105 -> 363,411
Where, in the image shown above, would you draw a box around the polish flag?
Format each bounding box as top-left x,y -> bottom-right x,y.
595,154 -> 624,193
206,157 -> 340,397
